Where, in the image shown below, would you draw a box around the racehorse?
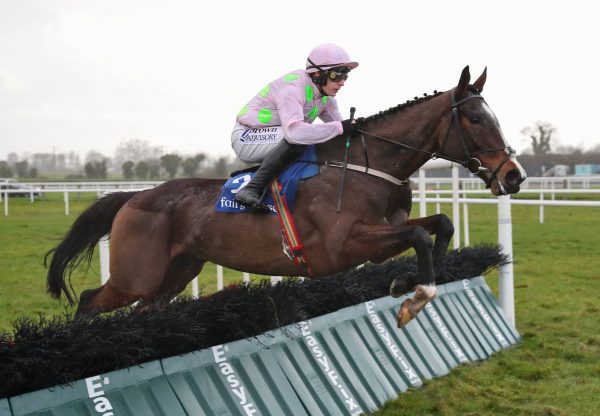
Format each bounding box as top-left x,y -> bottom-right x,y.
46,66 -> 526,327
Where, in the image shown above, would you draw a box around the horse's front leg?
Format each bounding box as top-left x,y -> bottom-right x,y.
407,214 -> 454,280
342,222 -> 437,327
384,214 -> 454,327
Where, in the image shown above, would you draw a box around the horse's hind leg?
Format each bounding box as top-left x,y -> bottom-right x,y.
76,282 -> 140,318
137,255 -> 206,309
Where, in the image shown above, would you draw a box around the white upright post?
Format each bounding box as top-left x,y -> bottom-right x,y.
192,277 -> 199,298
452,165 -> 461,249
243,272 -> 250,283
217,265 -> 224,290
462,202 -> 470,247
270,276 -> 283,284
539,193 -> 544,224
64,191 -> 69,215
3,193 -> 7,216
498,195 -> 515,326
419,169 -> 426,217
99,236 -> 110,284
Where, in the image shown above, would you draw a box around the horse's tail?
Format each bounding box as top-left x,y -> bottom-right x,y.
45,191 -> 138,304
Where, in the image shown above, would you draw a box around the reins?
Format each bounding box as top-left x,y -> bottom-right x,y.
296,88 -> 516,198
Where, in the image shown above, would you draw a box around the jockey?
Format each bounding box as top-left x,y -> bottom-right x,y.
231,43 -> 361,208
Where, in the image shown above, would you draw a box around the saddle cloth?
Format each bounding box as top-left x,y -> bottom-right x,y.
215,145 -> 319,214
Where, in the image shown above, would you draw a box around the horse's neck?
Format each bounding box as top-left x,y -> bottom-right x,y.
319,93 -> 449,179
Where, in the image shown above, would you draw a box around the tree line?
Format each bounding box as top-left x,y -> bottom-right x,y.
0,139 -> 249,180
2,126 -> 599,180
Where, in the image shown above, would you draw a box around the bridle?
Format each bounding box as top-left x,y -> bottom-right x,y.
355,88 -> 516,191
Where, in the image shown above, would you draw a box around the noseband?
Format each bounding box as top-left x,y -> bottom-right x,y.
357,89 -> 515,191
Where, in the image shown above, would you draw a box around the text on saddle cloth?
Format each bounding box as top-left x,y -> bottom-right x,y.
216,145 -> 319,214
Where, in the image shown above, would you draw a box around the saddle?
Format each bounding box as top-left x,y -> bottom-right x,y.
215,146 -> 319,214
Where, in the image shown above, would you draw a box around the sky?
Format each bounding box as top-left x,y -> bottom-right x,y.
1,0 -> 598,162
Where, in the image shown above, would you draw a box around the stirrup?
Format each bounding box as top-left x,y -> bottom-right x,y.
235,188 -> 269,211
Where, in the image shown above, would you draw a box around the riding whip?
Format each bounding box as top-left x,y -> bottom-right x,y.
336,106 -> 355,213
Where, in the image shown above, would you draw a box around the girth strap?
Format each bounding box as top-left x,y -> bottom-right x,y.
325,161 -> 409,186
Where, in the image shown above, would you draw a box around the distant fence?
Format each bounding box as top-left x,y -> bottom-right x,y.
3,175 -> 600,217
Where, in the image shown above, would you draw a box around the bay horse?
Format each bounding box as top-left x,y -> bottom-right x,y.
46,66 -> 526,327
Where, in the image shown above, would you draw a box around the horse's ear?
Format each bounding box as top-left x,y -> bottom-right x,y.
473,67 -> 487,93
456,65 -> 471,95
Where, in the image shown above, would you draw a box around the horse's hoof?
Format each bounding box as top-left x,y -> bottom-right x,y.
389,272 -> 418,298
390,280 -> 408,298
397,299 -> 415,328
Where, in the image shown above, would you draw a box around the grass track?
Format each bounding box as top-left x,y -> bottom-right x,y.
1,192 -> 599,414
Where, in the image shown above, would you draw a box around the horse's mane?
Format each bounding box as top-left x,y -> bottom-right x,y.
362,85 -> 480,124
363,89 -> 443,124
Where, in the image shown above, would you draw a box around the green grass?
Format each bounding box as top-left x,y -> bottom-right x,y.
1,192 -> 599,414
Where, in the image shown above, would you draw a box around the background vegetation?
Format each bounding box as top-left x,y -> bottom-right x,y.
1,191 -> 599,415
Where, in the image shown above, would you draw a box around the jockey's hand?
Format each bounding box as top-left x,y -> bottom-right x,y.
341,117 -> 364,136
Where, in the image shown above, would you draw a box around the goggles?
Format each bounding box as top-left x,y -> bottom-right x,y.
327,67 -> 350,82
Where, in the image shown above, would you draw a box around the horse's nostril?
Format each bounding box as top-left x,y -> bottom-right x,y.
505,169 -> 525,187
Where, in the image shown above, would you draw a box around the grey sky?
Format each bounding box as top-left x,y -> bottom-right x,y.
1,0 -> 598,161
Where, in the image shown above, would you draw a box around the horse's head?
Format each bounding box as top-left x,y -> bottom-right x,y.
439,66 -> 526,195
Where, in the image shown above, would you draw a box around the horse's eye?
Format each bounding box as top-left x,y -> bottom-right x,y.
469,116 -> 481,124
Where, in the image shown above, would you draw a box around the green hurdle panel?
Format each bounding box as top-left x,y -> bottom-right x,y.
161,339 -> 310,416
5,276 -> 520,416
0,399 -> 10,416
8,360 -> 186,416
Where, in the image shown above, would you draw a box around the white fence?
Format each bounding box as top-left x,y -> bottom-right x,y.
4,171 -> 600,325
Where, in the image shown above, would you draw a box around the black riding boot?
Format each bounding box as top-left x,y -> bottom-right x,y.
235,140 -> 306,208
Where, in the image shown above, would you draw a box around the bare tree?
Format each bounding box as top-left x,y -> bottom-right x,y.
587,143 -> 600,154
521,121 -> 557,155
114,138 -> 163,167
6,152 -> 19,167
31,153 -> 55,172
66,151 -> 81,170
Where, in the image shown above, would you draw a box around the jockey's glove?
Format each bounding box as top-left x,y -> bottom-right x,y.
341,117 -> 365,136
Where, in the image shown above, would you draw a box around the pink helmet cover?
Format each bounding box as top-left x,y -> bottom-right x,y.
306,43 -> 359,73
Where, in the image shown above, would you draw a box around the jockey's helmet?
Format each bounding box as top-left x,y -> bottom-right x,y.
305,43 -> 359,74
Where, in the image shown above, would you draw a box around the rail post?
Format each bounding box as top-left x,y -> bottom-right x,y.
452,165 -> 460,249
99,236 -> 110,284
419,169 -> 426,217
498,195 -> 515,325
